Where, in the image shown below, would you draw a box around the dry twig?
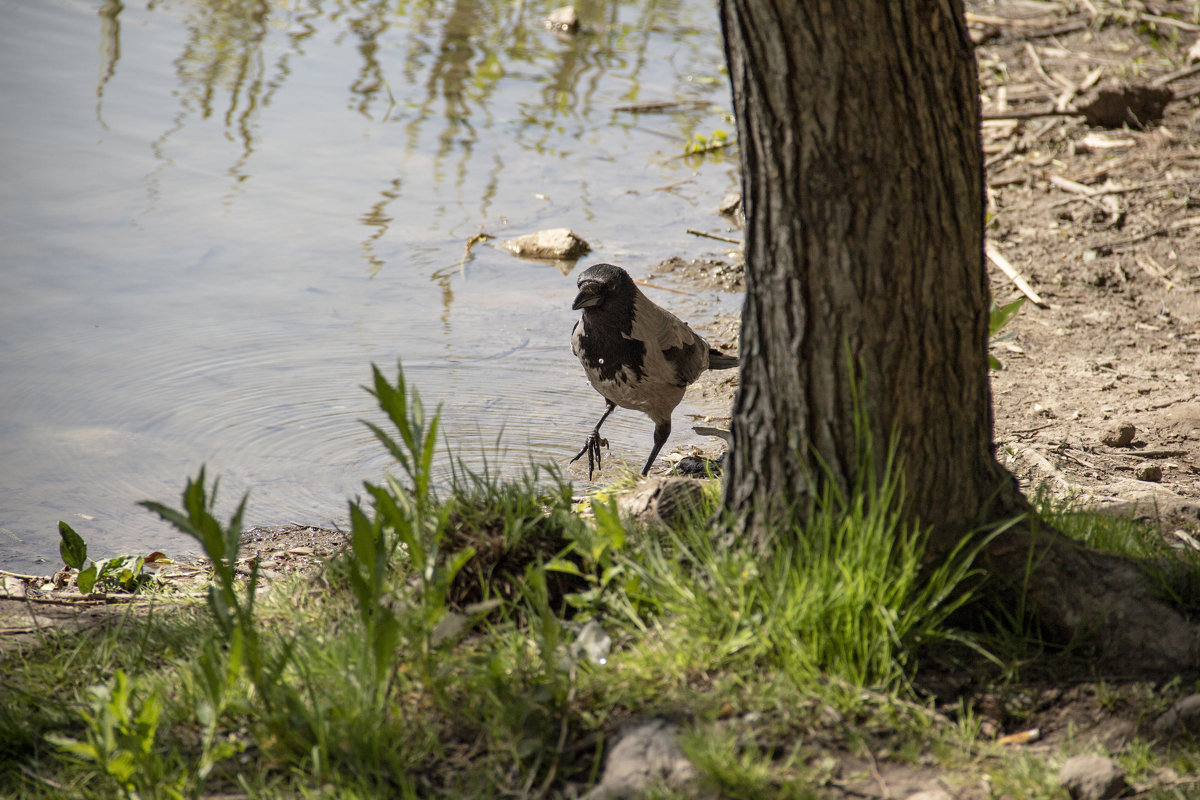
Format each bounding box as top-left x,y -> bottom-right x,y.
685,227 -> 741,245
986,242 -> 1049,308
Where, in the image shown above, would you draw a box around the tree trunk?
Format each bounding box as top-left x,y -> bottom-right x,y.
719,0 -> 1018,538
718,0 -> 1199,672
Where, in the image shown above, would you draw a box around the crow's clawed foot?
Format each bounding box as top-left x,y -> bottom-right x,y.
570,431 -> 609,480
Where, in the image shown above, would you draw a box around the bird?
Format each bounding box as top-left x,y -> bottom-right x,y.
569,262 -> 739,479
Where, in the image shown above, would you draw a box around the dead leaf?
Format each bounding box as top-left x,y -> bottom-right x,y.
1076,83 -> 1173,130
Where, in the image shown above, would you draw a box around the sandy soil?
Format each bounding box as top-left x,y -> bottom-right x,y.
974,2 -> 1200,529
656,1 -> 1200,532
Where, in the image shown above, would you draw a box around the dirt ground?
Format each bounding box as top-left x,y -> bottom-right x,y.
660,0 -> 1200,534
973,1 -> 1200,534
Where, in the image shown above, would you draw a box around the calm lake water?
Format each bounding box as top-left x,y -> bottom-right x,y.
0,0 -> 741,574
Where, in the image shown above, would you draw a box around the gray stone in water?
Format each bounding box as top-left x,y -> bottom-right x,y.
1059,754 -> 1127,800
582,720 -> 698,800
502,227 -> 590,260
544,6 -> 579,33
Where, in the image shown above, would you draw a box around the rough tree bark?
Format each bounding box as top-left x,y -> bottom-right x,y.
718,0 -> 1199,673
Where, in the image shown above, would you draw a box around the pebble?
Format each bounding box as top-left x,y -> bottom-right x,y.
1135,462 -> 1162,482
1100,422 -> 1135,447
581,720 -> 697,799
1059,754 -> 1127,800
502,228 -> 590,260
544,6 -> 578,33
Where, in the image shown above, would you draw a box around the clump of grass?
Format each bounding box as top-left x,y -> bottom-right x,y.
440,461 -> 588,611
608,439 -> 987,695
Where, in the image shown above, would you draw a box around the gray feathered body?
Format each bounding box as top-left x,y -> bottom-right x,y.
571,264 -> 735,425
569,263 -> 738,477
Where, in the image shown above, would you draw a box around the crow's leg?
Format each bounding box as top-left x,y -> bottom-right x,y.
640,420 -> 672,476
571,401 -> 616,480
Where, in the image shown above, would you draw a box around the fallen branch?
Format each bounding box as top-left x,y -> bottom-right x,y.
1048,174 -> 1098,196
1151,62 -> 1200,88
986,242 -> 1049,308
982,107 -> 1082,121
1101,449 -> 1189,459
614,100 -> 712,114
1136,254 -> 1176,290
650,173 -> 698,193
0,569 -> 49,582
1171,529 -> 1200,553
966,11 -> 1090,43
1138,12 -> 1200,33
1053,177 -> 1200,200
685,227 -> 742,245
1103,215 -> 1200,250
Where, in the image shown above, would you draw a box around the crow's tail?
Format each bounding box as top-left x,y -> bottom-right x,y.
707,348 -> 739,370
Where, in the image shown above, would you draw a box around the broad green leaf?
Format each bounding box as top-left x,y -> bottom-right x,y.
78,564 -> 98,594
544,557 -> 584,577
988,297 -> 1024,337
58,520 -> 88,569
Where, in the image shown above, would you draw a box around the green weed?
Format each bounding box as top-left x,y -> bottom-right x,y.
988,296 -> 1024,370
57,521 -> 153,594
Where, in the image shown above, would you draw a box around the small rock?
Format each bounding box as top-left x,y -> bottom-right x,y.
502,228 -> 589,261
568,620 -> 612,666
582,720 -> 697,800
1153,693 -> 1200,737
717,193 -> 745,230
718,192 -> 741,215
617,477 -> 706,526
1059,754 -> 1127,800
674,455 -> 723,477
1135,462 -> 1163,482
544,6 -> 578,33
1100,422 -> 1136,448
906,791 -> 953,800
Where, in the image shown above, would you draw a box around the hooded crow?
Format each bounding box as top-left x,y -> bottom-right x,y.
570,263 -> 739,479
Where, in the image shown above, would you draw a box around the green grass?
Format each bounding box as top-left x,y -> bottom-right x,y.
3,361 -> 1199,798
1033,486 -> 1200,614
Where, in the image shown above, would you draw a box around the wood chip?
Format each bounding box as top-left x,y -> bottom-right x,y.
997,728 -> 1041,746
1049,174 -> 1098,196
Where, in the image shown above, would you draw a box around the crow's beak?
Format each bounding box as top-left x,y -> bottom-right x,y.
572,284 -> 603,310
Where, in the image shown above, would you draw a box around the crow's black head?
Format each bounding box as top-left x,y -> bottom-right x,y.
572,263 -> 635,311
